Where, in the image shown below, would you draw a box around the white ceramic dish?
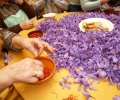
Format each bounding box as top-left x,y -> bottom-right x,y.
79,18 -> 114,32
43,13 -> 56,19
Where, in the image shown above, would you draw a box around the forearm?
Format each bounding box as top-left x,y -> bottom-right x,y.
6,24 -> 22,34
80,0 -> 101,11
0,66 -> 13,93
12,36 -> 23,49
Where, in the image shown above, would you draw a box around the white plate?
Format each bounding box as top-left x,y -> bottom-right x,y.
43,13 -> 56,19
79,18 -> 114,32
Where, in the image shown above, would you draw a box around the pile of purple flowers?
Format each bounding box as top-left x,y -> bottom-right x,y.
36,12 -> 120,99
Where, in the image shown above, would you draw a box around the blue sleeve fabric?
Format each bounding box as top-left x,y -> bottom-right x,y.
80,0 -> 101,11
32,0 -> 69,13
54,0 -> 70,10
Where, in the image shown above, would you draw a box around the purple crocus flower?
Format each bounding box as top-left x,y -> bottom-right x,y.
59,76 -> 72,90
0,52 -> 12,63
4,53 -> 12,63
113,95 -> 120,100
83,88 -> 90,97
36,12 -> 120,99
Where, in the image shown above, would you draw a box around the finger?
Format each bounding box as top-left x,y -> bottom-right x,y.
26,40 -> 44,57
42,42 -> 55,54
29,22 -> 34,26
32,69 -> 44,79
36,70 -> 44,79
24,43 -> 38,57
29,25 -> 34,28
32,63 -> 44,72
29,77 -> 39,83
33,59 -> 44,67
28,24 -> 34,28
44,46 -> 55,54
33,39 -> 44,56
28,21 -> 34,25
31,23 -> 34,27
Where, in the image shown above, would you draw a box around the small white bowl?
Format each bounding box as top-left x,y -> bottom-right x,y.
43,13 -> 56,19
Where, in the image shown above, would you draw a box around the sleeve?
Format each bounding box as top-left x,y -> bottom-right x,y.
19,0 -> 36,19
0,13 -> 22,34
80,0 -> 101,11
30,0 -> 46,13
54,0 -> 70,11
0,28 -> 22,52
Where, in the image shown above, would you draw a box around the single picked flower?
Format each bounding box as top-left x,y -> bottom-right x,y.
0,52 -> 12,64
112,95 -> 120,100
59,76 -> 72,90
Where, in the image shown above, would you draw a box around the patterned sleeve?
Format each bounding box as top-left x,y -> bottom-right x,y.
29,0 -> 46,13
0,28 -> 22,52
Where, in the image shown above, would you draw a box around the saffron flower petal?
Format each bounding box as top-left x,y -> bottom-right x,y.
113,95 -> 120,100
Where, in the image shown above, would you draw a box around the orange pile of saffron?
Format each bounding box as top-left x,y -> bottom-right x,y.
63,94 -> 78,100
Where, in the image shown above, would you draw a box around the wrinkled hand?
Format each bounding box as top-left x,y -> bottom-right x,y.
13,37 -> 55,57
7,58 -> 44,83
20,20 -> 34,30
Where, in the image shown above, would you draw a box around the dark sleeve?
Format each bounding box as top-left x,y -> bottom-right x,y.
0,13 -> 22,34
0,28 -> 22,51
19,0 -> 36,19
6,24 -> 22,34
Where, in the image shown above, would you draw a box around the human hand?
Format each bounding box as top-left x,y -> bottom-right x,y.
12,36 -> 55,57
100,0 -> 110,5
20,20 -> 34,30
14,0 -> 23,5
7,58 -> 44,83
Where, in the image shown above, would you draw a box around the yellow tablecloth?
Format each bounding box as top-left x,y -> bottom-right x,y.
8,12 -> 120,100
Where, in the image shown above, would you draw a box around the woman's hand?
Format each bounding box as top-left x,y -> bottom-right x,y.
20,20 -> 34,30
8,58 -> 44,83
12,36 -> 55,57
0,58 -> 45,92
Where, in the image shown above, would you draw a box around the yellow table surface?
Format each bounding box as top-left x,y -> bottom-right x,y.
0,56 -> 5,69
8,12 -> 120,100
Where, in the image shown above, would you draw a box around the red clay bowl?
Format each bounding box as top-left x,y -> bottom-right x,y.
34,56 -> 56,84
28,30 -> 43,38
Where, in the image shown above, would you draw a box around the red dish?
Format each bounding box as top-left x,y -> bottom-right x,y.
28,30 -> 43,38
